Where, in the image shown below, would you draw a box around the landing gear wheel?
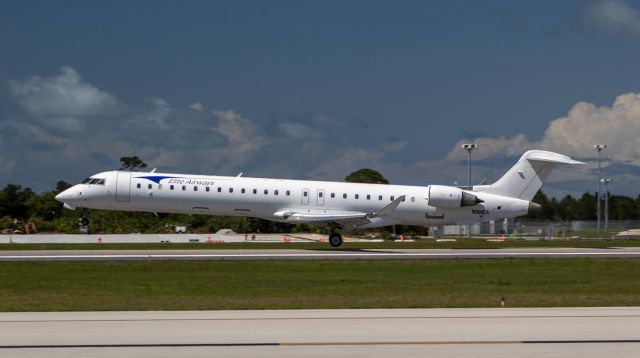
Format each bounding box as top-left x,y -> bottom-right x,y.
329,233 -> 343,247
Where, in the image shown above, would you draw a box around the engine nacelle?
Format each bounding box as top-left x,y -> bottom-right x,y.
427,185 -> 484,209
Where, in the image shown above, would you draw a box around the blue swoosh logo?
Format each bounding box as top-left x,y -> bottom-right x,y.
136,175 -> 180,184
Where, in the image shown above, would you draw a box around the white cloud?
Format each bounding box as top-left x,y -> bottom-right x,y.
8,66 -> 122,121
277,121 -> 325,139
446,134 -> 533,161
381,139 -> 407,153
310,147 -> 386,179
541,93 -> 640,163
445,92 -> 640,165
212,109 -> 271,164
189,102 -> 204,111
139,98 -> 171,128
582,0 -> 640,37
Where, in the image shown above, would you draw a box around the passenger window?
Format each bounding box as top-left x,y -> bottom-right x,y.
343,193 -> 347,199
148,184 -> 152,189
275,190 -> 279,195
229,188 -> 234,193
318,192 -> 323,197
137,183 -> 141,189
366,194 -> 371,200
331,193 -> 335,198
391,196 -> 395,201
182,185 -> 186,191
170,185 -> 174,190
355,194 -> 359,199
206,187 -> 210,192
218,187 -> 222,192
241,188 -> 246,194
264,189 -> 268,195
194,186 -> 198,191
286,190 -> 290,196
253,189 -> 257,194
304,191 -> 308,197
378,195 -> 383,200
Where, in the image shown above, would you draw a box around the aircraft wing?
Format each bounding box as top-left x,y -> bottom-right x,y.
276,210 -> 371,228
273,195 -> 405,229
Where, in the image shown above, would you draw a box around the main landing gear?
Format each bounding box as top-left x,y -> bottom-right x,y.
328,225 -> 343,247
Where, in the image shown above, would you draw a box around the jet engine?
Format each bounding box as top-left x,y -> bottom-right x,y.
427,185 -> 484,209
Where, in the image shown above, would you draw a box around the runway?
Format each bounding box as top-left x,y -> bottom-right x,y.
1,308 -> 639,357
2,247 -> 640,261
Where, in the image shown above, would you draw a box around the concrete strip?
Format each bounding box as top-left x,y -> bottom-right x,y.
0,308 -> 639,358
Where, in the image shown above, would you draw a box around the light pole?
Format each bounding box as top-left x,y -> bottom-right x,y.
461,143 -> 477,238
601,177 -> 611,232
461,143 -> 477,189
593,144 -> 606,232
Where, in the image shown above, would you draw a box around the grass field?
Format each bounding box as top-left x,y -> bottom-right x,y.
1,258 -> 640,311
1,238 -> 640,251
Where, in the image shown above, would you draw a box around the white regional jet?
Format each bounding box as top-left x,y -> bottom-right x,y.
56,150 -> 583,247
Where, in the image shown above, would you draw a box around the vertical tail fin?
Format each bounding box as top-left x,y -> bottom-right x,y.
474,150 -> 584,200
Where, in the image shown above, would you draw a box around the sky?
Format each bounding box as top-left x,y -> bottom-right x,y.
2,0 -> 640,197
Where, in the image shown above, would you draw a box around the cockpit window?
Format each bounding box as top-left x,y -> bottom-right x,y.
82,178 -> 106,185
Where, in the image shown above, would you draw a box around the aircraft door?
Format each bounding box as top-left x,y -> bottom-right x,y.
115,172 -> 131,202
302,188 -> 310,205
317,189 -> 325,206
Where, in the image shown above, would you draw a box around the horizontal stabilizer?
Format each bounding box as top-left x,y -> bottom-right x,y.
474,150 -> 584,201
524,151 -> 585,165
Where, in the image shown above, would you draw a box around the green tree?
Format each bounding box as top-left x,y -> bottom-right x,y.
0,184 -> 35,219
55,181 -> 72,193
576,192 -> 597,220
345,168 -> 389,184
525,190 -> 555,220
119,156 -> 148,171
558,195 -> 579,221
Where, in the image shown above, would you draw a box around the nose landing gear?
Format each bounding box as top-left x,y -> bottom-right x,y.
81,208 -> 90,226
79,208 -> 90,234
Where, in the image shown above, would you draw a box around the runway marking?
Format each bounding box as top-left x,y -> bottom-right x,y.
0,343 -> 279,349
2,315 -> 639,323
3,251 -> 640,261
3,340 -> 640,349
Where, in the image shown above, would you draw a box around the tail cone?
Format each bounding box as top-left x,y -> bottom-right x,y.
528,202 -> 542,214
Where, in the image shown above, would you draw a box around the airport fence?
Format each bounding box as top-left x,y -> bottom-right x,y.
439,220 -> 640,238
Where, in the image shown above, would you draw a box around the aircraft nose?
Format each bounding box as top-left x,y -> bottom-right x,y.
55,188 -> 76,203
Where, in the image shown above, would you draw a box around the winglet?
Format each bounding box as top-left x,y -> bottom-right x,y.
373,195 -> 405,217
